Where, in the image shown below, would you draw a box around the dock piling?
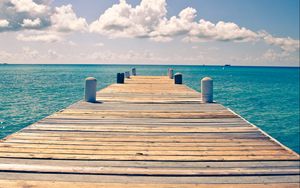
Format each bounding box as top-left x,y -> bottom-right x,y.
174,73 -> 183,84
201,77 -> 213,103
168,68 -> 174,79
132,68 -> 136,76
84,77 -> 97,103
117,73 -> 125,84
125,71 -> 130,79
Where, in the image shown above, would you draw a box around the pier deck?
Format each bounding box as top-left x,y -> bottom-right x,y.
0,76 -> 299,187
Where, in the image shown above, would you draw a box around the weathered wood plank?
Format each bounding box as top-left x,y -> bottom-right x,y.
0,158 -> 298,168
0,143 -> 283,151
0,147 -> 289,156
0,163 -> 299,176
42,117 -> 245,123
52,111 -> 238,119
0,152 -> 298,161
0,180 -> 299,188
2,139 -> 279,147
23,126 -> 258,133
4,137 -> 275,143
0,172 -> 299,184
12,132 -> 267,138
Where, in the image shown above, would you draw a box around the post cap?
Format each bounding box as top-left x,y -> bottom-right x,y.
85,77 -> 96,81
202,77 -> 212,81
175,72 -> 182,75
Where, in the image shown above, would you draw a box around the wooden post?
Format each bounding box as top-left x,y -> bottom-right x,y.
84,77 -> 97,103
125,71 -> 130,78
201,77 -> 213,103
132,68 -> 136,76
117,73 -> 124,84
174,73 -> 182,84
168,68 -> 173,79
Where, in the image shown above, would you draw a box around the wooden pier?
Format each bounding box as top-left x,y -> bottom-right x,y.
0,75 -> 299,187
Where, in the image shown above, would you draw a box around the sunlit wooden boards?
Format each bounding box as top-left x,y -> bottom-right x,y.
0,75 -> 299,187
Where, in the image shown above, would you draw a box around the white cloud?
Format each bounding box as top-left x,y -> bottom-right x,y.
185,20 -> 258,43
22,18 -> 41,28
0,50 -> 13,60
0,1 -> 86,34
95,42 -> 104,47
9,4 -> 86,43
51,4 -> 88,32
89,0 -> 298,53
22,46 -> 39,58
67,41 -> 77,46
150,36 -> 172,42
0,0 -> 298,65
10,0 -> 48,14
262,49 -> 290,61
89,0 -> 258,43
47,49 -> 61,59
86,50 -> 167,63
0,0 -> 51,32
0,19 -> 9,28
89,0 -> 166,38
263,33 -> 299,52
17,30 -> 63,43
150,7 -> 197,41
0,47 -> 65,63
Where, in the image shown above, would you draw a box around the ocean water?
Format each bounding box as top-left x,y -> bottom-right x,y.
0,64 -> 299,153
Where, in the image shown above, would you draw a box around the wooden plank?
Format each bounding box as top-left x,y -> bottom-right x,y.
4,137 -> 275,143
52,111 -> 238,119
0,180 -> 299,188
0,143 -> 285,151
0,172 -> 299,184
0,147 -> 289,156
0,158 -> 298,168
41,117 -> 245,123
0,152 -> 298,161
2,139 -> 280,147
11,132 -> 268,139
29,122 -> 255,129
0,163 -> 299,176
23,126 -> 258,133
69,103 -> 226,111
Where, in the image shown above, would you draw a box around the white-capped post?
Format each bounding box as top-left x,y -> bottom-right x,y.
201,77 -> 213,103
174,73 -> 182,84
85,77 -> 97,103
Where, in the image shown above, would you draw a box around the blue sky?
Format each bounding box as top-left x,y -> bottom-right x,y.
0,0 -> 299,66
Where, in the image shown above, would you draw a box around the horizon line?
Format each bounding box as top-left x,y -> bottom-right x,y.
1,63 -> 299,68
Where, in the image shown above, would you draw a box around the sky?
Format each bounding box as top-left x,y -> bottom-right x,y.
0,0 -> 299,66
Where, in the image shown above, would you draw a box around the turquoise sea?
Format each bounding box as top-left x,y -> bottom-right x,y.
0,65 -> 299,153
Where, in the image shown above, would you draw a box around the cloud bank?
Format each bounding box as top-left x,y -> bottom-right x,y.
0,0 -> 87,42
89,0 -> 299,52
0,0 -> 299,52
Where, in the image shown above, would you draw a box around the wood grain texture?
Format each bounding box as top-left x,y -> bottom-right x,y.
0,75 -> 299,187
0,180 -> 299,188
